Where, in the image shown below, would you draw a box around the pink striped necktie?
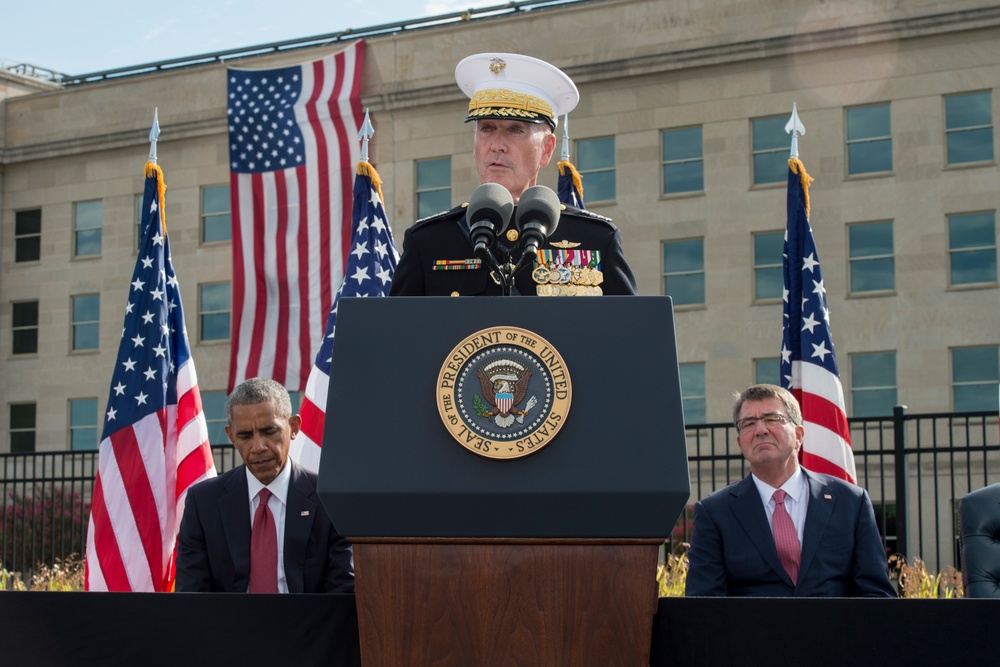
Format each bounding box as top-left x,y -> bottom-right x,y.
249,488 -> 278,593
772,489 -> 801,584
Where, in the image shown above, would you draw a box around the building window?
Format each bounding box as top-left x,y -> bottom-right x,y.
661,126 -> 703,195
948,211 -> 997,286
945,91 -> 994,165
679,363 -> 706,425
73,200 -> 103,257
199,282 -> 231,342
416,157 -> 451,219
850,352 -> 897,417
576,136 -> 615,202
69,398 -> 99,451
754,358 -> 781,387
201,391 -> 230,445
846,103 -> 892,175
72,294 -> 100,351
848,221 -> 895,293
14,209 -> 42,263
952,346 -> 999,412
12,301 -> 39,355
662,238 -> 705,306
753,231 -> 784,301
202,185 -> 232,243
751,116 -> 788,185
10,403 -> 36,453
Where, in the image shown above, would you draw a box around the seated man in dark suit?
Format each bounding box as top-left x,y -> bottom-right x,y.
685,384 -> 895,597
176,377 -> 353,593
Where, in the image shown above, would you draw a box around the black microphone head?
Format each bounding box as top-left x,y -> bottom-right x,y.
467,183 -> 514,245
515,185 -> 561,239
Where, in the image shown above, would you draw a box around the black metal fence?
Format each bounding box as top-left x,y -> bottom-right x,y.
2,408 -> 998,576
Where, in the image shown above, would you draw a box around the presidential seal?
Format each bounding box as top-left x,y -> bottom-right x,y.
436,326 -> 572,459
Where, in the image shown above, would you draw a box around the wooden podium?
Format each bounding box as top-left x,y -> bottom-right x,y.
318,297 -> 690,666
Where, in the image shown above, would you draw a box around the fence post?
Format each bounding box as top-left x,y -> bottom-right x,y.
893,404 -> 909,561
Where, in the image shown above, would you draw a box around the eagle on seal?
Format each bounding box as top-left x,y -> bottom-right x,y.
475,358 -> 535,428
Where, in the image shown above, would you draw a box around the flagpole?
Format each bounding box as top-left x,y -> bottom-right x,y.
785,102 -> 805,158
148,107 -> 160,164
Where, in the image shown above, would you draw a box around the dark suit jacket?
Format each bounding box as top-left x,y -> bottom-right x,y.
388,204 -> 637,296
176,461 -> 354,594
685,469 -> 895,597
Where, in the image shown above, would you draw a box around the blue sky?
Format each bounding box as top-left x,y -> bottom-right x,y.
1,0 -> 490,76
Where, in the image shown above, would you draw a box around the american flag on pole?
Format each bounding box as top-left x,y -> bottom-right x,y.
86,162 -> 216,591
226,40 -> 365,392
781,156 -> 857,484
289,160 -> 399,472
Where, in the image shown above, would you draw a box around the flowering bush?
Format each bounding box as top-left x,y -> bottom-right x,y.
0,486 -> 90,577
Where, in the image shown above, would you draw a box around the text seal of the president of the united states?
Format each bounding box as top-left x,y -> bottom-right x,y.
436,326 -> 571,460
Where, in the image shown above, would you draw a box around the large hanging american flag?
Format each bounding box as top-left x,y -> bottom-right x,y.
289,161 -> 399,472
781,157 -> 857,484
86,163 -> 217,591
226,40 -> 365,392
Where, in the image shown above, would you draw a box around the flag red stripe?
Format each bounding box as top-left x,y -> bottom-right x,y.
273,173 -> 291,382
228,174 -> 247,392
298,397 -> 325,445
793,387 -> 852,442
330,49 -> 353,274
175,442 -> 216,497
800,451 -> 855,481
89,474 -> 130,590
342,48 -> 365,268
245,173 -> 268,379
109,425 -> 164,589
176,383 -> 203,432
296,168 -> 312,389
306,60 -> 332,318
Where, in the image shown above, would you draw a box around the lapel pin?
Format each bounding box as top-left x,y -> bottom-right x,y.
823,494 -> 832,500
300,510 -> 310,516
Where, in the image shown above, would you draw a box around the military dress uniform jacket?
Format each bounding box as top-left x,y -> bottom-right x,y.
388,204 -> 638,296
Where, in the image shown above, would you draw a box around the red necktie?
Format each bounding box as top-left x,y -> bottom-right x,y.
772,489 -> 801,584
249,488 -> 278,593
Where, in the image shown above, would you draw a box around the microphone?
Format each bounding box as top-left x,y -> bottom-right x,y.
467,183 -> 514,254
513,185 -> 561,274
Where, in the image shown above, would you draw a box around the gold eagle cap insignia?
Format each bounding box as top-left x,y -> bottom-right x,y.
489,58 -> 506,75
551,240 -> 582,249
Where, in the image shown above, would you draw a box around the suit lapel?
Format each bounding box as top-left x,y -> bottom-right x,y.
283,462 -> 318,594
798,470 -> 835,583
220,467 -> 252,590
729,475 -> 794,586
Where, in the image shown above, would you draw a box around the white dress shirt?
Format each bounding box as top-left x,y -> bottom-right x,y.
751,466 -> 809,548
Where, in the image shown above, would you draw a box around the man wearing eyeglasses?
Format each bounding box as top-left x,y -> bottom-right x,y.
685,384 -> 895,597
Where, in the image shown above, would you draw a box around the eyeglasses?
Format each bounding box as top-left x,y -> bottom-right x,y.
735,412 -> 796,433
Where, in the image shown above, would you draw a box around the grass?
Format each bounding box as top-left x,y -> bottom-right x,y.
0,554 -> 86,592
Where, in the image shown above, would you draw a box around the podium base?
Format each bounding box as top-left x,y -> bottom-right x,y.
352,537 -> 660,667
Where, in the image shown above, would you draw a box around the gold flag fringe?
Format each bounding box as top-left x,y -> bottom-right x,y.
356,161 -> 385,206
788,157 -> 813,219
557,160 -> 585,201
143,161 -> 168,234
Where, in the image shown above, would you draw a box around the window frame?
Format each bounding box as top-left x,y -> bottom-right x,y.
845,102 -> 893,177
752,230 -> 785,302
750,115 -> 789,186
753,357 -> 781,387
14,208 -> 42,263
679,362 -> 707,426
72,199 -> 103,258
71,293 -> 101,352
9,402 -> 37,454
415,156 -> 452,220
661,126 -> 704,196
951,345 -> 1000,412
661,237 -> 706,307
201,184 -> 232,244
849,351 -> 898,418
847,220 -> 896,295
69,397 -> 99,451
575,135 -> 616,203
198,281 -> 232,343
12,300 -> 40,356
947,210 -> 998,289
944,90 -> 995,166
